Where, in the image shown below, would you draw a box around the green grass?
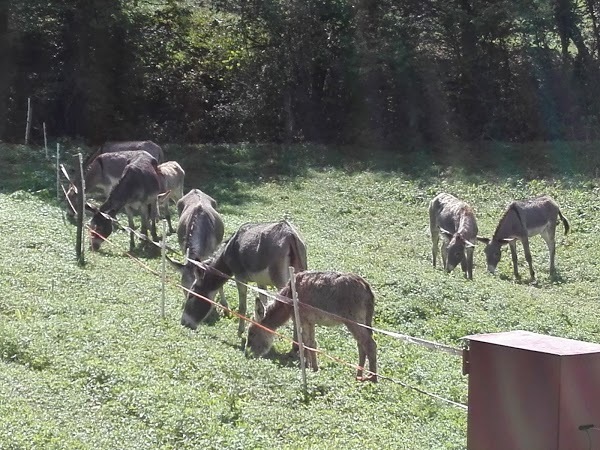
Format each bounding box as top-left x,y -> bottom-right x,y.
0,142 -> 599,449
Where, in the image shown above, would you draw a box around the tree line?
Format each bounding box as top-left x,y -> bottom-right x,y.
2,0 -> 600,148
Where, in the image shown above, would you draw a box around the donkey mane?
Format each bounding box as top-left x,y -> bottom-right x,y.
492,202 -> 521,239
186,207 -> 218,260
262,288 -> 295,330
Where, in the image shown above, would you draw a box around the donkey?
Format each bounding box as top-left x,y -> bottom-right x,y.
181,220 -> 308,338
89,154 -> 161,252
429,193 -> 479,279
66,150 -> 155,215
477,195 -> 570,280
83,140 -> 164,167
168,189 -> 225,305
68,141 -> 164,205
246,271 -> 378,382
156,161 -> 185,234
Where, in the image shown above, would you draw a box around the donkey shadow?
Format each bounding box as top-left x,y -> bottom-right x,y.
207,330 -> 299,368
259,347 -> 300,369
499,269 -> 568,287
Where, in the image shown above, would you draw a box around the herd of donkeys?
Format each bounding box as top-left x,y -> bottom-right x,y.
65,141 -> 570,382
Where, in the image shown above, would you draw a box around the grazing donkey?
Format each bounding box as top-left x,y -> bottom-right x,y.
89,154 -> 160,251
168,189 -> 225,304
477,195 -> 570,280
84,140 -> 164,167
429,193 -> 479,279
156,161 -> 185,234
180,220 -> 308,337
66,150 -> 155,215
246,271 -> 378,382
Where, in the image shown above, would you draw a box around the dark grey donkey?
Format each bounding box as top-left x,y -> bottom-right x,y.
168,189 -> 225,306
246,271 -> 378,382
477,195 -> 570,280
66,150 -> 155,215
89,154 -> 160,251
181,220 -> 308,337
429,193 -> 479,280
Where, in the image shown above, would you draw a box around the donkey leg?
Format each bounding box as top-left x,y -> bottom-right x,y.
441,240 -> 448,271
148,202 -> 158,242
129,230 -> 135,252
520,237 -> 535,280
464,247 -> 474,280
431,230 -> 439,268
126,208 -> 136,251
303,323 -> 318,371
542,230 -> 557,275
164,206 -> 175,235
348,324 -> 377,381
289,315 -> 300,356
236,281 -> 248,337
508,241 -> 520,279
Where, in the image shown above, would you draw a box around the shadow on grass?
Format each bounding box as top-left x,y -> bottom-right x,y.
3,140 -> 600,207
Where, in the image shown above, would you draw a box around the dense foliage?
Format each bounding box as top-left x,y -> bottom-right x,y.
3,0 -> 600,146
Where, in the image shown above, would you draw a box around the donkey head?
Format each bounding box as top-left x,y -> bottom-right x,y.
89,209 -> 114,251
477,237 -> 515,274
180,262 -> 217,330
439,227 -> 475,273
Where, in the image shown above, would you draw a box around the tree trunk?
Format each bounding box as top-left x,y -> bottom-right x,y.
584,0 -> 600,58
555,0 -> 592,63
457,0 -> 484,139
0,1 -> 11,140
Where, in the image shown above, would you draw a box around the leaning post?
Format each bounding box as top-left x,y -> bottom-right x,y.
288,266 -> 307,393
75,153 -> 86,265
43,122 -> 48,158
25,97 -> 31,145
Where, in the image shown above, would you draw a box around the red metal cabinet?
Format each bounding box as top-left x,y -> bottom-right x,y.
463,330 -> 600,450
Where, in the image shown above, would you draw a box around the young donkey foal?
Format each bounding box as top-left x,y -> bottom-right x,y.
246,271 -> 378,382
180,221 -> 307,338
429,193 -> 479,279
478,195 -> 570,279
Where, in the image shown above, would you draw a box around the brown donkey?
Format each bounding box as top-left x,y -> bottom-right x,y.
247,271 -> 378,382
429,193 -> 479,279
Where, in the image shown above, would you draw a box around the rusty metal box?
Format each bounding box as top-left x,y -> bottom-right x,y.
463,330 -> 600,450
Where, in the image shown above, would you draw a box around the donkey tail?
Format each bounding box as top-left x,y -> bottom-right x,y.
362,279 -> 376,336
289,233 -> 308,272
558,209 -> 570,235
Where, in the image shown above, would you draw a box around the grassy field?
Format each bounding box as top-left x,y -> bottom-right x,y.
0,141 -> 599,449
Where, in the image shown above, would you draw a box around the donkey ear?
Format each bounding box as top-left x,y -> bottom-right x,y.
499,237 -> 516,245
476,236 -> 490,244
165,254 -> 185,272
439,227 -> 454,238
464,240 -> 476,248
157,190 -> 171,204
85,202 -> 99,214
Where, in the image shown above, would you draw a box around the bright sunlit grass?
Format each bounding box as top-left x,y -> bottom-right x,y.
0,142 -> 598,449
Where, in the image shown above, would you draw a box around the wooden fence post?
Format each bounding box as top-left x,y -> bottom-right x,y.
43,122 -> 48,158
25,97 -> 31,145
161,220 -> 167,319
75,153 -> 86,265
288,266 -> 307,392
